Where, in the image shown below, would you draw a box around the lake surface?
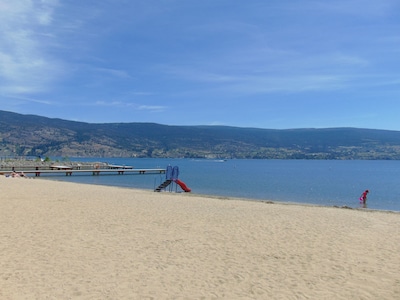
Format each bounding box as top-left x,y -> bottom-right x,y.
44,158 -> 400,212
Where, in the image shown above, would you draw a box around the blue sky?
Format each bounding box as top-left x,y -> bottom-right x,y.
1,0 -> 400,130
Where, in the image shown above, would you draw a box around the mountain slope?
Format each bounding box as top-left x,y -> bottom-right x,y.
1,110 -> 400,159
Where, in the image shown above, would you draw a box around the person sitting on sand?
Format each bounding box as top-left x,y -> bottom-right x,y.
10,171 -> 26,178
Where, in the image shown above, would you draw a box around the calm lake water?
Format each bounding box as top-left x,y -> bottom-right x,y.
44,158 -> 400,212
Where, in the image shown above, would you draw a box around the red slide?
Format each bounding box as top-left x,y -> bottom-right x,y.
175,179 -> 191,192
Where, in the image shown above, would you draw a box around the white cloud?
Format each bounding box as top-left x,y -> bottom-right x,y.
94,100 -> 127,107
94,67 -> 132,79
0,0 -> 61,95
218,74 -> 348,95
137,105 -> 166,112
5,94 -> 53,105
93,101 -> 166,112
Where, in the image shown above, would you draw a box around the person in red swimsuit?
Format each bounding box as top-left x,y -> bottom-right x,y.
360,189 -> 369,204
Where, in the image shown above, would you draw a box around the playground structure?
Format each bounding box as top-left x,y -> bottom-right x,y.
154,165 -> 191,193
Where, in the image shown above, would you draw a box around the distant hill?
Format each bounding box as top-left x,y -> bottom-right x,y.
1,110 -> 400,159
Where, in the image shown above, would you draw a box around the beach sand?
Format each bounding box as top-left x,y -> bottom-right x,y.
1,176 -> 399,299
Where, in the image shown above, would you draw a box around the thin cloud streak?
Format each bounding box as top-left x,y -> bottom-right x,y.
93,101 -> 166,112
2,94 -> 53,105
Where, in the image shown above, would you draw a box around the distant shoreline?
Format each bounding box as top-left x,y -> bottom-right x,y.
0,158 -> 106,170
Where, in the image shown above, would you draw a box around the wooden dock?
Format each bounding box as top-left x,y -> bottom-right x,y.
1,168 -> 165,177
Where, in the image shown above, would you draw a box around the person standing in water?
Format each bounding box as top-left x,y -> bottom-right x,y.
360,189 -> 369,206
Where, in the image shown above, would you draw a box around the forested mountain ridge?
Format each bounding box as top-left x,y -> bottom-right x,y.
1,110 -> 400,159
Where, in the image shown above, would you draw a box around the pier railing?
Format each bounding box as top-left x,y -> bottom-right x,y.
0,163 -> 165,177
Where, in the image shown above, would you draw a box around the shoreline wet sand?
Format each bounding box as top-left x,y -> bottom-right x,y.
1,176 -> 399,299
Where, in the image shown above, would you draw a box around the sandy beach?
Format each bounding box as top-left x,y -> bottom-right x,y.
1,176 -> 399,299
